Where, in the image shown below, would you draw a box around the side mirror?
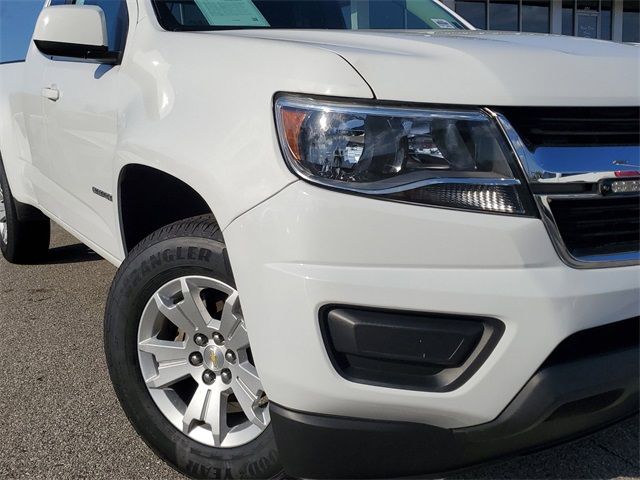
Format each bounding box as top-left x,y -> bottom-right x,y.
33,5 -> 119,64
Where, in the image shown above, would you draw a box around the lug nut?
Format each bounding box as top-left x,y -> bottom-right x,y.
202,370 -> 216,385
220,368 -> 232,384
194,333 -> 208,346
213,332 -> 224,345
225,350 -> 236,363
189,352 -> 203,366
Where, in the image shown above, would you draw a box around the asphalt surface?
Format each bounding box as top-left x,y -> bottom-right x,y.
0,224 -> 638,480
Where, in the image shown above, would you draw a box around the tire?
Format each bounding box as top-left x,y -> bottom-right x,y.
104,215 -> 283,480
0,154 -> 50,264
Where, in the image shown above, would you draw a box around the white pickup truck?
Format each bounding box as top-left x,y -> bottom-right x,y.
1,0 -> 638,478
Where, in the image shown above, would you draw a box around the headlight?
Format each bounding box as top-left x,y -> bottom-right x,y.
275,95 -> 532,215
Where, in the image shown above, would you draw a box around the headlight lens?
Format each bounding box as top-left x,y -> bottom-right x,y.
275,95 -> 530,215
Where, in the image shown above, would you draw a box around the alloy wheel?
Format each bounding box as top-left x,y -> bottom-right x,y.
137,275 -> 270,448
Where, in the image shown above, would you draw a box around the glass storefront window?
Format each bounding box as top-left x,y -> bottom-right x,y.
600,0 -> 612,40
522,0 -> 550,33
576,10 -> 598,37
452,0 -> 631,42
575,0 -> 599,38
561,0 -> 614,40
489,0 -> 519,30
577,0 -> 599,10
456,0 -> 487,28
562,0 -> 574,34
623,0 -> 639,42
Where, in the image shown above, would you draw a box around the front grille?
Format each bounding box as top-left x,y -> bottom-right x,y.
496,107 -> 640,148
497,107 -> 640,266
549,196 -> 640,257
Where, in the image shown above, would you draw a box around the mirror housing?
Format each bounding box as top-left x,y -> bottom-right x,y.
33,5 -> 119,64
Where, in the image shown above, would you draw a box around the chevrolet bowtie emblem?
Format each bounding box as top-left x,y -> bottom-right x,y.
210,350 -> 219,369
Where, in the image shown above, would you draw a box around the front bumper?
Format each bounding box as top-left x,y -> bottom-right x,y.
224,180 -> 639,476
270,341 -> 638,478
224,181 -> 639,429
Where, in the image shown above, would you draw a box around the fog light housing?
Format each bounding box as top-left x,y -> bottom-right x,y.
321,306 -> 504,392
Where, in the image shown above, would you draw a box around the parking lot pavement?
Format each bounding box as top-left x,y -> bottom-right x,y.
0,224 -> 638,480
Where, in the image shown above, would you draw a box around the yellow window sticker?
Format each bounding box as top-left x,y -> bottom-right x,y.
194,0 -> 270,27
431,18 -> 456,29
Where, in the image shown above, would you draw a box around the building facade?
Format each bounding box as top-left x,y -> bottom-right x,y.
442,0 -> 639,42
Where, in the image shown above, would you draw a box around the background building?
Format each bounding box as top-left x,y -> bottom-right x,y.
442,0 -> 639,42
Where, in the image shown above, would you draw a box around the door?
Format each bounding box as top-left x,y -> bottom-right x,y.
576,10 -> 599,38
40,0 -> 131,256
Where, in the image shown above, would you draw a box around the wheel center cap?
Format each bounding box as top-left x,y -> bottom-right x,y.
203,345 -> 225,371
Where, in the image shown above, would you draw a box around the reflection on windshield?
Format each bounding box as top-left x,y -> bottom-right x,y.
152,0 -> 466,31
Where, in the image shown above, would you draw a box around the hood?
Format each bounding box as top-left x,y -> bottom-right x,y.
222,29 -> 639,106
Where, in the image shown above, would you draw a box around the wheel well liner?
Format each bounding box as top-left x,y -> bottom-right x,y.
118,164 -> 212,253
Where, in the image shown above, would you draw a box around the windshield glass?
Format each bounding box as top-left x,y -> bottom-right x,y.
152,0 -> 467,31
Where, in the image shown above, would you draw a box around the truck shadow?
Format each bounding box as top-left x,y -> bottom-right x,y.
43,243 -> 102,265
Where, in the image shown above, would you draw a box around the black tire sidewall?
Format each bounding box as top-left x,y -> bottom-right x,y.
0,155 -> 50,263
105,233 -> 281,480
0,156 -> 18,257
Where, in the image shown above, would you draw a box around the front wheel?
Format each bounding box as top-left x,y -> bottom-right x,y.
104,216 -> 283,479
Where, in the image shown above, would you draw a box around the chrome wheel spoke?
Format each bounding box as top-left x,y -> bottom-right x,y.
219,291 -> 242,339
227,323 -> 250,351
146,360 -> 190,388
178,278 -> 214,332
182,385 -> 208,434
153,278 -> 212,333
139,338 -> 187,363
183,386 -> 229,446
153,293 -> 194,333
232,364 -> 269,428
204,388 -> 229,446
235,363 -> 263,396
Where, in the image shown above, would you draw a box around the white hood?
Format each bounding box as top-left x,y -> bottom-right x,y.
224,29 -> 640,106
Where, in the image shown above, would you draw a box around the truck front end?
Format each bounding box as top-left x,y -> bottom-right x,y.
225,87 -> 639,479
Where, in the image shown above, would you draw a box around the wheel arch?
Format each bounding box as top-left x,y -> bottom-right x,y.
117,163 -> 217,254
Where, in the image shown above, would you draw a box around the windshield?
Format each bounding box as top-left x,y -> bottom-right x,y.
152,0 -> 467,31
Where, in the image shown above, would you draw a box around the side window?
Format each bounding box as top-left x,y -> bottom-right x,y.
50,0 -> 129,52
